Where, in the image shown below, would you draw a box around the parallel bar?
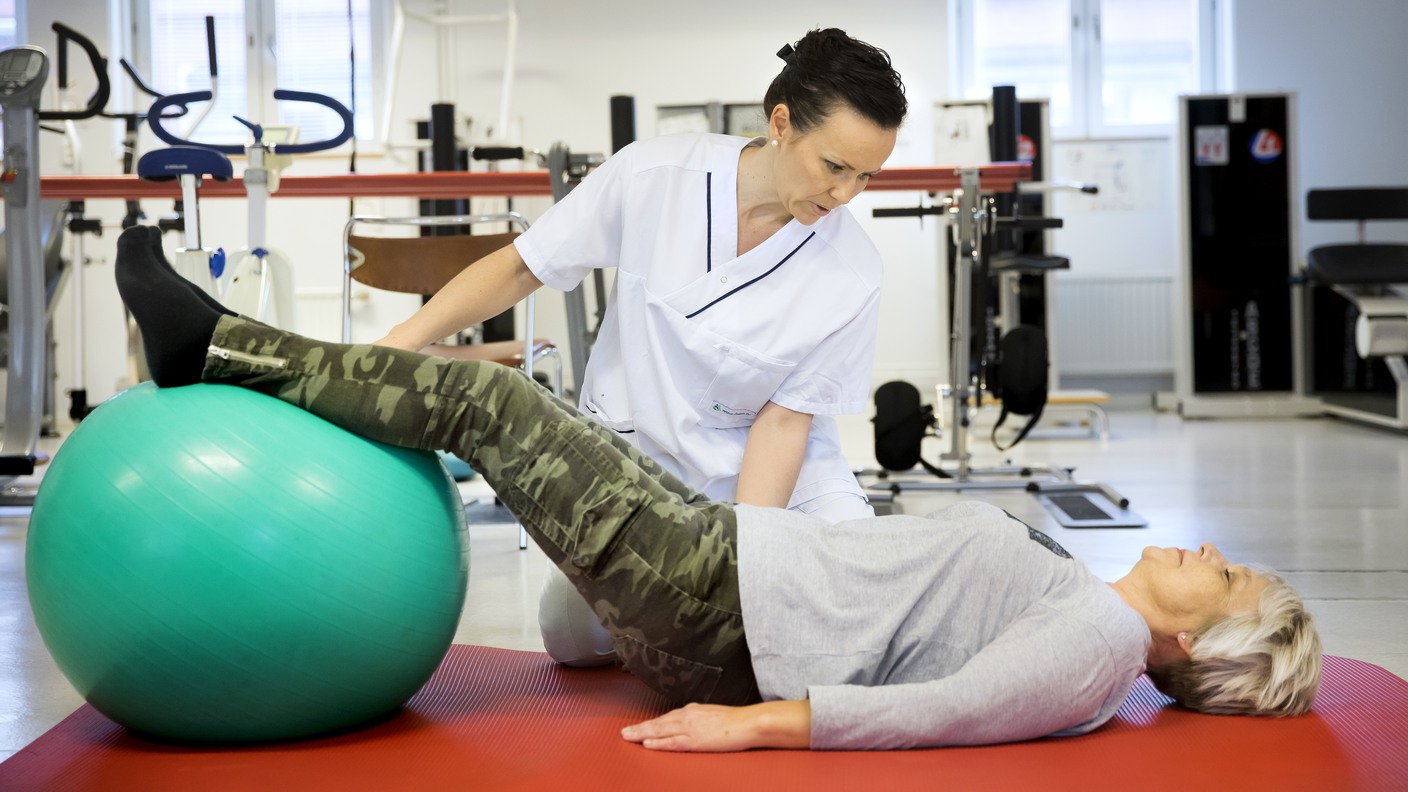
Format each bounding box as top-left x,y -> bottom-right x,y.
33,163 -> 1031,201
871,163 -> 1031,194
37,171 -> 555,200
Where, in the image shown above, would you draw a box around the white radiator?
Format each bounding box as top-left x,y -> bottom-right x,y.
1052,276 -> 1174,375
293,289 -> 347,342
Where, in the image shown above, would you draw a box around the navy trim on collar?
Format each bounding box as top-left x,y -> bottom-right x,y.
586,401 -> 635,433
706,172 -> 713,273
686,232 -> 816,319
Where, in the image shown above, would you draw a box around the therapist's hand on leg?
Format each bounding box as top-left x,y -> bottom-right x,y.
736,401 -> 813,508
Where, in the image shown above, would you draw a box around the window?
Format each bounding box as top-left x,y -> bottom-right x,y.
148,0 -> 249,144
274,0 -> 373,142
0,0 -> 19,51
953,0 -> 1221,137
144,0 -> 375,148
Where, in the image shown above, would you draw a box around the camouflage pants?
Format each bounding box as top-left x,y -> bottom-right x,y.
204,315 -> 761,706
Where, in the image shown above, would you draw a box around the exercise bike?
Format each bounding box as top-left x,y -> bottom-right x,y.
141,89 -> 353,328
0,29 -> 109,505
50,24 -> 191,422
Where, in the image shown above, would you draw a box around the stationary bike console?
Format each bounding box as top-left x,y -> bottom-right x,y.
0,47 -> 47,105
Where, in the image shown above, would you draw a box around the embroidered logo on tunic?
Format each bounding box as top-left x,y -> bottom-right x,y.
711,402 -> 756,417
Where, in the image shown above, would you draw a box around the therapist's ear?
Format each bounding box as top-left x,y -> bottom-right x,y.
769,104 -> 792,144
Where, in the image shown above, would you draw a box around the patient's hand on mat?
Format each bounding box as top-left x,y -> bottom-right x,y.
620,700 -> 811,752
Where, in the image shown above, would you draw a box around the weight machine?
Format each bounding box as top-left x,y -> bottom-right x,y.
866,88 -> 1143,529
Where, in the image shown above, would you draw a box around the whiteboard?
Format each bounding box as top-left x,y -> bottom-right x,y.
934,100 -> 992,166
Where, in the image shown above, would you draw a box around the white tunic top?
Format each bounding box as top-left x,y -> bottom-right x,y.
516,132 -> 882,505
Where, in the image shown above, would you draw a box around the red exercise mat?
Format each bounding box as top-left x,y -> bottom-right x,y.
1,646 -> 1404,792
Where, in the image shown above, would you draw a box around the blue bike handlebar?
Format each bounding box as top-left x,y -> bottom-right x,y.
147,89 -> 354,155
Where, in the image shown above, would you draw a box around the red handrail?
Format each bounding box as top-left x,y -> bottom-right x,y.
32,163 -> 1031,201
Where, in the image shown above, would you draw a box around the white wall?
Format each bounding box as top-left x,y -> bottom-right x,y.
21,0 -> 1408,428
1231,0 -> 1408,249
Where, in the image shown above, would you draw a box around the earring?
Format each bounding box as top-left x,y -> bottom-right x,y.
1179,632 -> 1188,643
770,139 -> 779,147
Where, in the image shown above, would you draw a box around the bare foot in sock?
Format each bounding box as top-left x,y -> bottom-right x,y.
115,225 -> 233,387
146,226 -> 230,314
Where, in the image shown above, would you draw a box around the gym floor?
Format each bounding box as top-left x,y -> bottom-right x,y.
2,406 -> 1406,762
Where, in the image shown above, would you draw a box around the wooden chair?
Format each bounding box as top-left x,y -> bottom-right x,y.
342,213 -> 560,548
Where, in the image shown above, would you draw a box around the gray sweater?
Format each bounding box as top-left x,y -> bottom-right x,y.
735,501 -> 1149,750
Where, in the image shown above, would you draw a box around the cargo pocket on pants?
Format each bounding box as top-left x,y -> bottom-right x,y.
509,419 -> 646,571
611,633 -> 723,705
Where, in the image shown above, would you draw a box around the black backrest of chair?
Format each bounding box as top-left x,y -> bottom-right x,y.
1306,187 -> 1408,222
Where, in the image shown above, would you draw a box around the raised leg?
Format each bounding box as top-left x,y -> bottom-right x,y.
203,317 -> 759,705
114,225 -> 757,705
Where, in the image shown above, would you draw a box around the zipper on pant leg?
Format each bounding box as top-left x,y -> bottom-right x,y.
208,344 -> 289,369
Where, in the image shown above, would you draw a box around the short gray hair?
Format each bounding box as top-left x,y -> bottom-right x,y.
1147,569 -> 1322,716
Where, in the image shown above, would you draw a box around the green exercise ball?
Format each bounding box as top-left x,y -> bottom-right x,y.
27,382 -> 469,743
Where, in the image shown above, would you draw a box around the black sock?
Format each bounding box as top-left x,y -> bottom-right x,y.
146,226 -> 231,314
115,225 -> 233,387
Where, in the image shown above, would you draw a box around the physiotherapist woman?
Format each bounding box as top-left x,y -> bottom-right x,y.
376,28 -> 908,665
